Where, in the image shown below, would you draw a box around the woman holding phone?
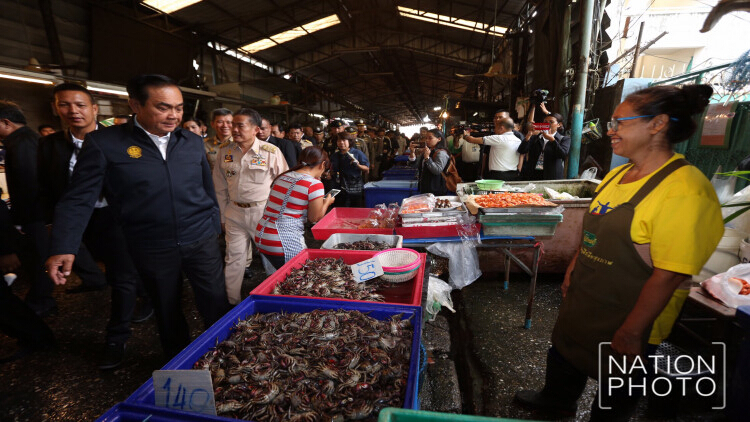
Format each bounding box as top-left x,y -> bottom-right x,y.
518,112 -> 570,180
255,147 -> 336,273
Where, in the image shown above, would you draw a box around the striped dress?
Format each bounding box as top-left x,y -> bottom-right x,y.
255,171 -> 324,256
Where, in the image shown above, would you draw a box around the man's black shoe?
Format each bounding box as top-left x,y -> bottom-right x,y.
34,305 -> 58,318
99,343 -> 125,370
515,389 -> 577,417
244,267 -> 253,279
131,301 -> 154,323
66,284 -> 107,294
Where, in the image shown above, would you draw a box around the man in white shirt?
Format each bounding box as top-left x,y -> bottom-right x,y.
464,115 -> 523,181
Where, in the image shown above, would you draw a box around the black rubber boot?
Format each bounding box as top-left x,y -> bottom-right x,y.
515,347 -> 588,417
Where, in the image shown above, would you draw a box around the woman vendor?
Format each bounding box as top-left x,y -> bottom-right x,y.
330,132 -> 369,207
408,128 -> 451,195
255,147 -> 336,273
515,84 -> 723,420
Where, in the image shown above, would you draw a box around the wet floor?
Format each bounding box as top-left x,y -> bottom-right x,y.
0,250 -> 732,421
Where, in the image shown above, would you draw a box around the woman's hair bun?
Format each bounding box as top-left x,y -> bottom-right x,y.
682,84 -> 713,114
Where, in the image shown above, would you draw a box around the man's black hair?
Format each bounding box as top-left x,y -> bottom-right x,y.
126,74 -> 179,105
0,100 -> 26,125
38,124 -> 54,132
287,123 -> 302,131
211,108 -> 232,122
234,108 -> 262,127
273,122 -> 286,132
52,82 -> 94,103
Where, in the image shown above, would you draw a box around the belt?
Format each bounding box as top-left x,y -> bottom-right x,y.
233,200 -> 266,208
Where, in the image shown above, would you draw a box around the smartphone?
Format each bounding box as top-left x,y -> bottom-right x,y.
328,189 -> 341,197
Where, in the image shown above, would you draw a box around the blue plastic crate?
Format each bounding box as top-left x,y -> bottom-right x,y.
365,180 -> 419,208
383,168 -> 418,180
126,295 -> 423,420
97,402 -> 219,421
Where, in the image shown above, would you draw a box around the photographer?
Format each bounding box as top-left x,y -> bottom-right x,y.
519,110 -> 570,180
409,128 -> 451,195
330,132 -> 369,207
464,114 -> 523,181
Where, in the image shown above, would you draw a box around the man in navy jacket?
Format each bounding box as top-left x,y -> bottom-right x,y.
45,74 -> 230,359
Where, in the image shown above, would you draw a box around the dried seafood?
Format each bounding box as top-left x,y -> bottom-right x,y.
333,241 -> 391,251
273,258 -> 387,301
194,309 -> 414,421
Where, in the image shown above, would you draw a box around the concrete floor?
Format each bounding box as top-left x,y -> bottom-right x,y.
0,256 -> 731,421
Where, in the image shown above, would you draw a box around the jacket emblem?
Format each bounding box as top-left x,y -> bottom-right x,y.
127,146 -> 142,158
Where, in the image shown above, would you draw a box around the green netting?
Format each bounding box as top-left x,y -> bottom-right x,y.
674,102 -> 750,191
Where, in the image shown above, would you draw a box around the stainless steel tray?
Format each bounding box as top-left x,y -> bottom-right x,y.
480,206 -> 557,214
399,195 -> 468,218
320,233 -> 403,250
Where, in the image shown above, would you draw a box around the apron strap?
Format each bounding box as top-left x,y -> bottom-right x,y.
627,158 -> 689,207
592,164 -> 630,201
257,174 -> 305,246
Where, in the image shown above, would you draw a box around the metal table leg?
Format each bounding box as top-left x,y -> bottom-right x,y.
503,250 -> 511,290
524,243 -> 542,329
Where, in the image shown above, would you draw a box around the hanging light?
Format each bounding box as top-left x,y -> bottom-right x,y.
441,111 -> 449,119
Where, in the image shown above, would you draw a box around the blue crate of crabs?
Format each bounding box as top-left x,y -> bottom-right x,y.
126,295 -> 422,421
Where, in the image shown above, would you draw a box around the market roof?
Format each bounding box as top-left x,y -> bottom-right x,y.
107,0 -> 531,124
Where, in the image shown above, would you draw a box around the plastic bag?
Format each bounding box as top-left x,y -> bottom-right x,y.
543,187 -> 578,200
711,166 -> 738,204
456,214 -> 480,246
520,183 -> 537,193
400,194 -> 436,214
427,241 -> 482,290
426,276 -> 455,321
722,184 -> 750,233
701,263 -> 750,308
580,167 -> 598,180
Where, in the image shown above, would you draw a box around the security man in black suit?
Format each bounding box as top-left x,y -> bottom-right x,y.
45,74 -> 230,359
258,117 -> 297,167
38,83 -> 146,369
0,101 -> 54,316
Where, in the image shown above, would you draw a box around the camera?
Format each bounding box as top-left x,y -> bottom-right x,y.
530,88 -> 554,105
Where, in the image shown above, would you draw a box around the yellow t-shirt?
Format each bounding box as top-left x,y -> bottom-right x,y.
590,153 -> 723,276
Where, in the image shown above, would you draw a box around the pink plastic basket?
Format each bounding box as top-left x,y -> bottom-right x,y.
375,248 -> 421,272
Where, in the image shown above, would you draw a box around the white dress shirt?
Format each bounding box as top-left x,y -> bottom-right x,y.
70,129 -> 108,208
134,117 -> 170,160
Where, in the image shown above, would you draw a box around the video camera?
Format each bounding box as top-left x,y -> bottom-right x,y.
530,88 -> 554,105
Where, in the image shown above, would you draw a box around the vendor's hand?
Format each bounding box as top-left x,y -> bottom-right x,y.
422,146 -> 431,159
45,254 -> 75,285
611,326 -> 643,360
0,253 -> 21,273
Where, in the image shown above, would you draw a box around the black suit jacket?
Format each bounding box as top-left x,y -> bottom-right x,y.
518,132 -> 571,180
3,126 -> 42,225
37,130 -> 76,224
265,136 -> 298,167
49,120 -> 221,254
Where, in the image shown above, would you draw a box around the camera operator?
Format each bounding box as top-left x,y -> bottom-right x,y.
519,110 -> 570,180
529,89 -> 556,123
464,114 -> 524,181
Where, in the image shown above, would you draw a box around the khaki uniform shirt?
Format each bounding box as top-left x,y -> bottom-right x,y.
212,139 -> 288,223
299,139 -> 313,150
204,136 -> 229,171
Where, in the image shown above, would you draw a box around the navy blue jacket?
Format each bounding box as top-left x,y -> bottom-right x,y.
49,120 -> 221,254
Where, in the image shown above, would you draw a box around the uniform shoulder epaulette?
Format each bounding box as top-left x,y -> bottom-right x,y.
261,144 -> 277,153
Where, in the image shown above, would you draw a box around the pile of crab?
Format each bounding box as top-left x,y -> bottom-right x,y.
273,258 -> 388,301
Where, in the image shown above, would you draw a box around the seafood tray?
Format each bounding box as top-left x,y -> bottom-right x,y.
378,407 -> 531,421
482,214 -> 563,237
97,402 -> 217,422
321,233 -> 403,250
250,249 -> 425,306
126,296 -> 422,419
312,208 -> 395,240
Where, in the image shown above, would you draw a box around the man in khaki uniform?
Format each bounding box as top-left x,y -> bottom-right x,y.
213,108 -> 287,304
204,108 -> 233,171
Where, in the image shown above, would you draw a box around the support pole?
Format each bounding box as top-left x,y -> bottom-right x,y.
630,22 -> 645,78
567,0 -> 597,179
557,3 -> 572,122
38,0 -> 66,75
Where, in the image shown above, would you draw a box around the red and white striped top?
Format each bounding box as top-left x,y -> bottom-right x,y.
255,171 -> 324,256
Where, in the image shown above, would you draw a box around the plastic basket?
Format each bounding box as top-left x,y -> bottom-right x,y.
126,296 -> 423,418
382,266 -> 420,283
476,179 -> 505,190
376,248 -> 421,271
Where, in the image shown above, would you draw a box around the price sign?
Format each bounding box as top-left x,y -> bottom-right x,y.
533,123 -> 550,131
350,258 -> 384,283
153,370 -> 216,415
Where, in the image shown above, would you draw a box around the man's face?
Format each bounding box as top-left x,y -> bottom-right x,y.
303,126 -> 313,137
212,114 -> 233,139
39,127 -> 55,136
271,125 -> 284,139
232,115 -> 258,143
183,121 -> 202,136
330,126 -> 343,135
0,119 -> 15,139
377,130 -> 385,138
288,128 -> 303,142
314,132 -> 324,142
258,119 -> 272,140
128,85 -> 183,136
55,90 -> 98,132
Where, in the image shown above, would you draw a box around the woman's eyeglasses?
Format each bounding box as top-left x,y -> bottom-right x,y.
607,115 -> 678,132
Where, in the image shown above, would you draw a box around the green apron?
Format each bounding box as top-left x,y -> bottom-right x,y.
551,158 -> 688,378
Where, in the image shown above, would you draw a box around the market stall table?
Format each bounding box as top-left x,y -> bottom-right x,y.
403,234 -> 543,329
